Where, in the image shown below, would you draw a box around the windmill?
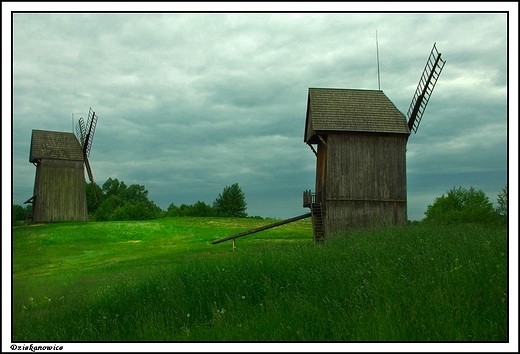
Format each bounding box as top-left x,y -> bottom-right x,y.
75,107 -> 99,203
303,43 -> 446,239
212,44 -> 447,246
25,108 -> 100,222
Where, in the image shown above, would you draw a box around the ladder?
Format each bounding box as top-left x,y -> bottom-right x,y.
311,203 -> 325,242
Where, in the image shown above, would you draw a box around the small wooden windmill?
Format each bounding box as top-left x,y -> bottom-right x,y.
26,108 -> 99,222
304,43 -> 445,240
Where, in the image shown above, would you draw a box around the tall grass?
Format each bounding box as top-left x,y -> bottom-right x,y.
13,220 -> 507,341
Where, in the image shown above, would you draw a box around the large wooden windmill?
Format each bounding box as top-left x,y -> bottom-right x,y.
304,43 -> 445,240
26,108 -> 99,222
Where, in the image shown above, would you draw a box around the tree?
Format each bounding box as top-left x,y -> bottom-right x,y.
192,201 -> 214,217
12,204 -> 31,223
85,182 -> 103,214
495,184 -> 508,225
102,178 -> 128,201
213,183 -> 247,217
166,202 -> 181,217
93,177 -> 162,221
496,184 -> 507,217
424,186 -> 499,224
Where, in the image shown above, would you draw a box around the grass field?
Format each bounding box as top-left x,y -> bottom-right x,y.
12,217 -> 507,342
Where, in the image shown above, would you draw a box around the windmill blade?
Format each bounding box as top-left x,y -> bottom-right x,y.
83,108 -> 98,157
84,157 -> 98,203
406,43 -> 446,133
75,117 -> 86,147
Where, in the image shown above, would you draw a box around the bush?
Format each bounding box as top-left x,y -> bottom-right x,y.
93,196 -> 120,221
110,202 -> 158,221
424,186 -> 501,225
12,204 -> 31,224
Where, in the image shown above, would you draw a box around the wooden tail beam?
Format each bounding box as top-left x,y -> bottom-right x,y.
211,213 -> 312,245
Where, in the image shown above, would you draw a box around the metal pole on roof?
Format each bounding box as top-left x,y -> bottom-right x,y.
376,30 -> 381,91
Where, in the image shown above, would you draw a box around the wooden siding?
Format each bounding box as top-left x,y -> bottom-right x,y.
323,133 -> 407,234
325,200 -> 407,236
32,159 -> 87,222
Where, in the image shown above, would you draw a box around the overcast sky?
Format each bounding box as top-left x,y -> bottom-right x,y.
6,6 -> 515,221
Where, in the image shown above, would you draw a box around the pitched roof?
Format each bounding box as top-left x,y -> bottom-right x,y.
29,130 -> 84,162
304,88 -> 410,143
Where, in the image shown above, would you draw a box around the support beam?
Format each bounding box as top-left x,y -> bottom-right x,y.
212,213 -> 312,245
307,143 -> 318,157
317,135 -> 327,146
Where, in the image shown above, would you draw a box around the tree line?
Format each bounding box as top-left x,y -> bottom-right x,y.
13,180 -> 507,225
12,178 -> 248,223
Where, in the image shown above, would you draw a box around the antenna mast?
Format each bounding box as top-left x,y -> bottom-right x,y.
376,30 -> 381,90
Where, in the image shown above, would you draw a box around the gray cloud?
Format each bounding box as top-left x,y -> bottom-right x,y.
9,11 -> 510,220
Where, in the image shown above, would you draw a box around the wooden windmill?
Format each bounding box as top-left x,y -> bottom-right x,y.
303,43 -> 445,241
26,108 -> 99,222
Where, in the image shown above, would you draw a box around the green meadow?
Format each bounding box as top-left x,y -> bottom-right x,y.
12,217 -> 507,341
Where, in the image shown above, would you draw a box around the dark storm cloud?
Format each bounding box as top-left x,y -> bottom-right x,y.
9,11 -> 510,220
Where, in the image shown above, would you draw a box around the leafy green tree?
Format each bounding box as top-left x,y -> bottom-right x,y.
192,201 -> 214,217
424,186 -> 499,224
110,202 -> 158,221
85,182 -> 103,214
12,204 -> 30,223
166,202 -> 181,217
178,204 -> 193,217
166,201 -> 214,217
13,204 -> 25,221
213,183 -> 247,217
92,177 -> 161,221
496,184 -> 507,216
94,196 -> 119,221
102,178 -> 128,201
495,184 -> 508,225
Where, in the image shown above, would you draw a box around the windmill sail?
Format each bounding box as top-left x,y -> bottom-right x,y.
75,108 -> 99,203
406,43 -> 446,133
75,117 -> 86,148
84,108 -> 98,157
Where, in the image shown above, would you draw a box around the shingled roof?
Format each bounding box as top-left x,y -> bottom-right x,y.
29,130 -> 84,162
304,88 -> 410,143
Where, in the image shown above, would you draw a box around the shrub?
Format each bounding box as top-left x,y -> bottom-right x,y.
424,186 -> 501,224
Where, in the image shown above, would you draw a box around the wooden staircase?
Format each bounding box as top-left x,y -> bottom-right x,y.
311,203 -> 325,242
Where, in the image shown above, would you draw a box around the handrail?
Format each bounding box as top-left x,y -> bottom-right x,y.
303,190 -> 317,207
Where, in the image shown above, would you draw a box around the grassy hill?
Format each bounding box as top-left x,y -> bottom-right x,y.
12,217 -> 507,341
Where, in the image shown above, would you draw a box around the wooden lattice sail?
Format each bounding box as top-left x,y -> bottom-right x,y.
407,43 -> 446,133
75,108 -> 99,203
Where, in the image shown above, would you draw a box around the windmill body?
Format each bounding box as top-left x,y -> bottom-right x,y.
303,44 -> 445,240
26,108 -> 99,222
27,130 -> 88,222
304,89 -> 410,239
